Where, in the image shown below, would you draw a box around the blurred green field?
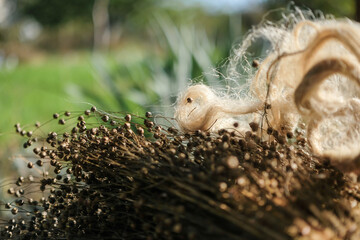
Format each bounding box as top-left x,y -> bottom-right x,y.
0,36 -> 217,151
0,50 -> 149,149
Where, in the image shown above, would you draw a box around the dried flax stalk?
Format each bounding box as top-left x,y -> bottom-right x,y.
0,106 -> 360,240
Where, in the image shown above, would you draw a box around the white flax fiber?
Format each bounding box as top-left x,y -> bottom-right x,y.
174,10 -> 360,172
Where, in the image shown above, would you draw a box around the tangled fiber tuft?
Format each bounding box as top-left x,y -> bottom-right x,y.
175,10 -> 360,172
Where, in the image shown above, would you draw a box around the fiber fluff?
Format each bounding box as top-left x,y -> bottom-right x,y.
174,11 -> 360,172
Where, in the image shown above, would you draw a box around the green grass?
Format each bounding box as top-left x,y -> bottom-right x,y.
0,52 -> 143,148
0,20 -> 228,151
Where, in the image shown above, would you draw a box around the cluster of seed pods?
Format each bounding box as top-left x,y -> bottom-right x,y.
1,107 -> 360,240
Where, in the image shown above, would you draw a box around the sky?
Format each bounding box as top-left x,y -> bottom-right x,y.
164,0 -> 265,14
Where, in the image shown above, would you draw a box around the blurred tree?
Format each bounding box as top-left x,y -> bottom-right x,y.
17,0 -> 156,27
17,0 -> 95,26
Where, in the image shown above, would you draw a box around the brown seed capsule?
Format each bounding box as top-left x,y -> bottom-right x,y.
65,111 -> 71,116
16,199 -> 24,206
137,127 -> 144,135
35,121 -> 41,128
79,120 -> 86,127
187,97 -> 193,103
18,176 -> 24,183
124,122 -> 131,129
63,176 -> 70,183
50,159 -> 58,166
286,132 -> 294,139
27,162 -> 33,168
178,153 -> 186,160
23,141 -> 30,148
59,119 -> 66,125
91,127 -> 98,135
26,131 -> 33,137
39,151 -> 47,158
36,160 -> 43,167
144,119 -> 154,128
33,147 -> 40,155
102,115 -> 109,122
8,188 -> 15,194
252,59 -> 260,68
145,112 -> 152,118
125,114 -> 131,122
78,115 -> 84,121
227,156 -> 239,168
173,223 -> 182,233
72,127 -> 78,133
91,106 -> 97,112
11,207 -> 18,215
49,132 -> 57,139
249,122 -> 259,132
53,113 -> 59,119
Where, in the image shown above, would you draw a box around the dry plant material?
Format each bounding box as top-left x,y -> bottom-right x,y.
175,12 -> 360,172
2,10 -> 360,240
0,106 -> 360,240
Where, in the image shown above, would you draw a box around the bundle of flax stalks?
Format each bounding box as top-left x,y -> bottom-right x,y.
0,108 -> 359,240
2,10 -> 360,240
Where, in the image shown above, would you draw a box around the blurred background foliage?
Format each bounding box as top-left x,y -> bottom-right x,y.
0,0 -> 358,177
